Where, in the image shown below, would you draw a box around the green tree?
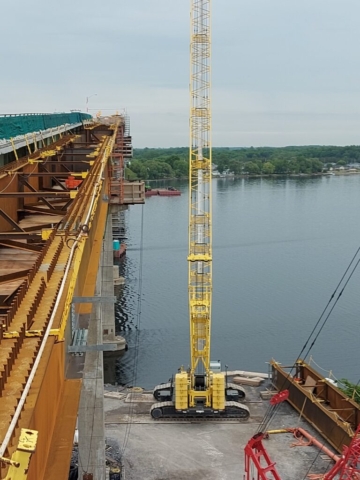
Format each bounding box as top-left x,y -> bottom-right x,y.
132,145 -> 360,178
173,159 -> 188,177
166,155 -> 182,169
272,158 -> 288,174
228,160 -> 243,175
216,159 -> 228,174
125,167 -> 137,181
146,160 -> 174,179
262,162 -> 275,174
244,161 -> 260,174
128,160 -> 148,179
338,379 -> 360,404
311,159 -> 324,173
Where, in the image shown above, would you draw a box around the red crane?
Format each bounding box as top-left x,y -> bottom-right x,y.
244,391 -> 288,480
244,391 -> 360,479
321,423 -> 360,480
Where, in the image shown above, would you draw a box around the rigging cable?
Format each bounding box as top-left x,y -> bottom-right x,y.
257,245 -> 360,433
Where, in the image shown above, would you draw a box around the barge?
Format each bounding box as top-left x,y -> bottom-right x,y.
145,186 -> 181,197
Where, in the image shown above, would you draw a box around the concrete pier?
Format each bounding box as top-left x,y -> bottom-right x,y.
102,213 -> 127,350
77,211 -> 127,479
77,271 -> 106,479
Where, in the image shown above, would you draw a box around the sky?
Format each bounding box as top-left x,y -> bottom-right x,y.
1,0 -> 360,147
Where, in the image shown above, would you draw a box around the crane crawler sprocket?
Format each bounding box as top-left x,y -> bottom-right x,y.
226,383 -> 246,399
153,382 -> 173,401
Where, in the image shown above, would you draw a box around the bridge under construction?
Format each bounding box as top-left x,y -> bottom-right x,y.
0,112 -> 144,479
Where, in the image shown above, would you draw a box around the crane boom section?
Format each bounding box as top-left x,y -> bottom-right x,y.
188,0 -> 212,377
151,0 -> 249,418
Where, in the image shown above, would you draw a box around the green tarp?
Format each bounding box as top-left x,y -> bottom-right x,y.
0,112 -> 92,141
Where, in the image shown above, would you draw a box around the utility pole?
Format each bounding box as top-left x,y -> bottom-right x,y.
86,93 -> 97,113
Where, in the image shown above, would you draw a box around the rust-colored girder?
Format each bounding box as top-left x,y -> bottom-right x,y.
0,121 -> 119,480
0,233 -> 42,239
0,192 -> 71,197
271,360 -> 360,453
0,209 -> 25,232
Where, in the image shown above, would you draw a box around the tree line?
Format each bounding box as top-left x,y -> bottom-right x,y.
126,145 -> 360,180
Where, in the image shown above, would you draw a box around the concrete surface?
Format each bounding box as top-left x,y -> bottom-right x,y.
78,276 -> 106,479
104,381 -> 335,479
102,213 -> 127,349
102,213 -> 119,342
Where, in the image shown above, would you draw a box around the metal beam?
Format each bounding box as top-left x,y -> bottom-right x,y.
0,240 -> 42,252
54,152 -> 93,155
23,206 -> 67,216
0,232 -> 41,239
39,165 -> 71,189
0,209 -> 25,232
72,296 -> 116,304
68,344 -> 117,353
0,269 -> 29,283
15,172 -> 71,177
18,176 -> 57,210
36,161 -> 93,164
23,223 -> 57,232
0,192 -> 71,197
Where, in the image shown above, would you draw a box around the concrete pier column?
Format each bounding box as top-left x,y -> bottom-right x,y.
78,211 -> 127,479
102,212 -> 127,350
77,274 -> 106,480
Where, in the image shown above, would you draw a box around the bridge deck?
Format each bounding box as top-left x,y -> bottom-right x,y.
0,120 -> 125,479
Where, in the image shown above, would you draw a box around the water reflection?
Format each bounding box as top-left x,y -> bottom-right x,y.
112,175 -> 360,388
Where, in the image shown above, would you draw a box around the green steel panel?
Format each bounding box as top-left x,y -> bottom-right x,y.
0,113 -> 92,140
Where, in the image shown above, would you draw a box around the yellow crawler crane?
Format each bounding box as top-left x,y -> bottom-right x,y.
151,0 -> 249,420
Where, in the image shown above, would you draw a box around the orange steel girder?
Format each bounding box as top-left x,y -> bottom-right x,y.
0,123 -> 119,480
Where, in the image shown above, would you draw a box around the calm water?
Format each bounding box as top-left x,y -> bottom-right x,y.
114,175 -> 360,389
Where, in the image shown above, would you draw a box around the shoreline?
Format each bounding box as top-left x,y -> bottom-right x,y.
143,171 -> 360,182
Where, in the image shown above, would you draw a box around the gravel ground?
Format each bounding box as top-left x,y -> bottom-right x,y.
104,382 -> 336,480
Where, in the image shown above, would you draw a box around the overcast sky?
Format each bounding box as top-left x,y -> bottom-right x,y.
1,0 -> 360,147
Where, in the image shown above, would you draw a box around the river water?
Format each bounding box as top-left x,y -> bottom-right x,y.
113,175 -> 360,389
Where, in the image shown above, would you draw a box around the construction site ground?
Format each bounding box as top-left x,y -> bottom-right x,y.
104,380 -> 335,480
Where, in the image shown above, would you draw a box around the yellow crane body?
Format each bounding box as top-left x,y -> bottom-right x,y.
151,0 -> 249,420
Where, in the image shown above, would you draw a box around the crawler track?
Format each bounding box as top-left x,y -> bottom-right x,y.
150,400 -> 250,421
